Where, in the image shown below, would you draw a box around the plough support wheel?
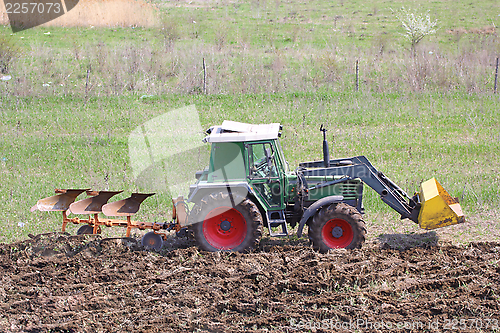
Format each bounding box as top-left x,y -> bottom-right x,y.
141,232 -> 163,250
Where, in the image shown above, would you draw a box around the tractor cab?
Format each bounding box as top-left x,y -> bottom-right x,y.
188,121 -> 287,207
187,121 -> 292,238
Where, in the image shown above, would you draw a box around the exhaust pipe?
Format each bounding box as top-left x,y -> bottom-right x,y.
320,125 -> 329,168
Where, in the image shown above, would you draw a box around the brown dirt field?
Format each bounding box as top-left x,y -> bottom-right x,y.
1,233 -> 499,333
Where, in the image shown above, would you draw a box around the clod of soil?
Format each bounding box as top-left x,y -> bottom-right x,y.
1,233 -> 499,332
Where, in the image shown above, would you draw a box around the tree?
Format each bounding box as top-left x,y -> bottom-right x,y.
393,7 -> 438,56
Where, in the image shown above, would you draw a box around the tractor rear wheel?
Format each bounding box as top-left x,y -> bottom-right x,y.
190,192 -> 263,252
308,203 -> 366,252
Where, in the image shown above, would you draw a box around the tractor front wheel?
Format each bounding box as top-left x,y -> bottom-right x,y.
190,192 -> 263,252
308,203 -> 366,252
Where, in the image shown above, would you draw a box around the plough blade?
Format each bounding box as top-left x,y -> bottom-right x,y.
31,189 -> 89,212
418,178 -> 465,230
69,191 -> 123,215
32,189 -> 176,248
102,193 -> 155,217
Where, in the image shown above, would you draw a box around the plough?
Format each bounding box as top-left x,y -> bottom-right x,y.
31,189 -> 187,250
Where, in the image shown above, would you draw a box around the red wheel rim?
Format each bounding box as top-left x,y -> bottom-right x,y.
147,237 -> 158,247
322,218 -> 353,249
142,232 -> 163,250
203,206 -> 247,250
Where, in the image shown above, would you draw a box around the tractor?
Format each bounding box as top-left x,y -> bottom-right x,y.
32,121 -> 465,252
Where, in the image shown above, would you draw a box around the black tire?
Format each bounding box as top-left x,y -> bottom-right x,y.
77,225 -> 95,235
190,192 -> 263,252
308,203 -> 366,253
141,232 -> 163,250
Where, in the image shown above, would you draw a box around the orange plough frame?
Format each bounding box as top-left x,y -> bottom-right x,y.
31,189 -> 187,240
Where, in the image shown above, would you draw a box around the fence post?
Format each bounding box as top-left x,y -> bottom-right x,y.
494,57 -> 499,94
203,58 -> 207,94
85,64 -> 91,96
355,59 -> 359,92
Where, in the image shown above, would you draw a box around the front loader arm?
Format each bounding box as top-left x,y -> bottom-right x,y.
300,156 -> 420,222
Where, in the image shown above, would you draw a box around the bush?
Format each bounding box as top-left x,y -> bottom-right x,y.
0,35 -> 20,74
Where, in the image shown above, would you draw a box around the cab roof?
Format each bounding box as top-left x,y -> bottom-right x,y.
203,121 -> 281,143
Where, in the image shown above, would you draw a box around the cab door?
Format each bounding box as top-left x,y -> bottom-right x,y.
246,141 -> 284,209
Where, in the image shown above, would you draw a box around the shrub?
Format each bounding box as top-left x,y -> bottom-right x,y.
0,35 -> 20,74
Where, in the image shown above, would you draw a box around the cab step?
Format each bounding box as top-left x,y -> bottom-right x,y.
266,210 -> 288,237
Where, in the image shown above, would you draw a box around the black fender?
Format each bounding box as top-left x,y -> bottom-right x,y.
296,195 -> 344,238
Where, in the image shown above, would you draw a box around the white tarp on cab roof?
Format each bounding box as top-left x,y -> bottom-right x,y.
203,121 -> 281,143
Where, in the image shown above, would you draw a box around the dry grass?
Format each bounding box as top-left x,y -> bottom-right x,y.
0,0 -> 159,28
3,36 -> 498,97
447,26 -> 496,36
1,0 -> 498,95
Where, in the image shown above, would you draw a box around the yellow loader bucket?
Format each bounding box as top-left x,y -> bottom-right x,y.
418,178 -> 465,230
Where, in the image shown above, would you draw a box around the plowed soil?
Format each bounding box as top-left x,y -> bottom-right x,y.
1,233 -> 499,333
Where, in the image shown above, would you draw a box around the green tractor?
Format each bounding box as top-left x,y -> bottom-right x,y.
183,121 -> 465,253
32,120 -> 465,253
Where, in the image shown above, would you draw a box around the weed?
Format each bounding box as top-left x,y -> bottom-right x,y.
0,35 -> 20,74
161,20 -> 179,51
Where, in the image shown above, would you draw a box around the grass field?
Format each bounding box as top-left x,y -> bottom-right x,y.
0,0 -> 499,245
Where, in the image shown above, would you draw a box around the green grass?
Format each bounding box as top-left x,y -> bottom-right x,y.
0,92 -> 498,243
0,0 -> 499,244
